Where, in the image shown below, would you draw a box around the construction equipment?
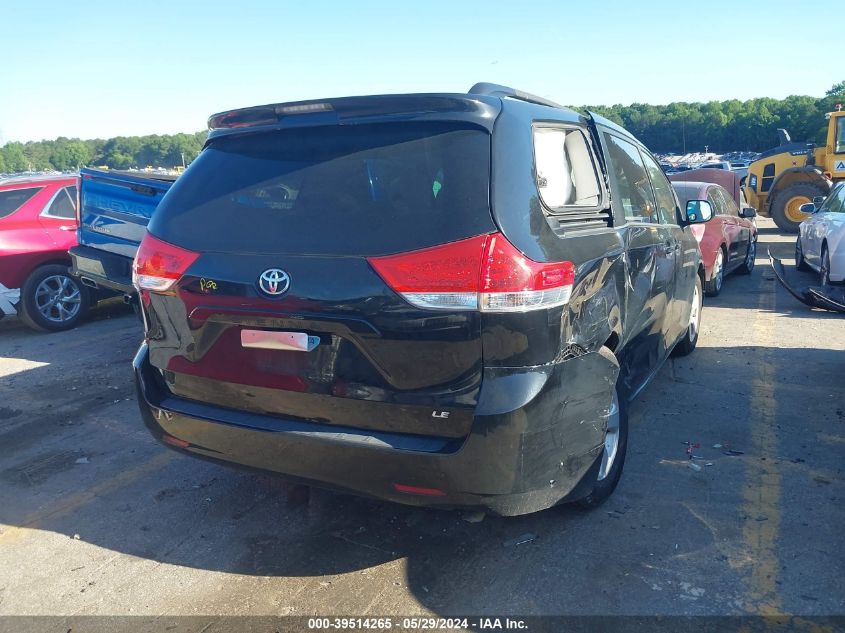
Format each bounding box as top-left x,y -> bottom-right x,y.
745,107 -> 845,233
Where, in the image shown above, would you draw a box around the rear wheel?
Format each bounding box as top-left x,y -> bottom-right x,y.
738,240 -> 756,275
577,358 -> 628,509
18,265 -> 90,332
673,273 -> 702,357
770,183 -> 826,234
705,248 -> 725,296
795,238 -> 810,271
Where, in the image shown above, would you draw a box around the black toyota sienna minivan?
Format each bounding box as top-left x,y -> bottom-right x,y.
133,83 -> 711,516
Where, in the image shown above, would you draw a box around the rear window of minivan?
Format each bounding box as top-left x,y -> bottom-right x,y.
149,122 -> 494,256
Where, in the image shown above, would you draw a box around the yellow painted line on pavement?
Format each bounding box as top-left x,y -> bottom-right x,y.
741,280 -> 783,615
0,451 -> 176,545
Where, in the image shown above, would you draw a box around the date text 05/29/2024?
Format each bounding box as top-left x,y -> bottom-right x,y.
307,617 -> 528,630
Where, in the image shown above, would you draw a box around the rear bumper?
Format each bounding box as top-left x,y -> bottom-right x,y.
70,245 -> 135,295
134,343 -> 618,516
0,282 -> 20,317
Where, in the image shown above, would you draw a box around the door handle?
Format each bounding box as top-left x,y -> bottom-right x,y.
59,225 -> 76,231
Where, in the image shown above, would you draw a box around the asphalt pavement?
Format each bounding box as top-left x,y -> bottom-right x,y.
0,218 -> 843,619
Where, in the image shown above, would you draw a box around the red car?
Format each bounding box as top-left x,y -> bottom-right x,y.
0,175 -> 92,331
671,180 -> 758,296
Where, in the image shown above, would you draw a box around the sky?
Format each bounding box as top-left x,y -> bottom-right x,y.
0,0 -> 835,144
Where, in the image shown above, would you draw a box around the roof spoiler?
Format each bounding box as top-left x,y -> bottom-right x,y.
468,83 -> 562,109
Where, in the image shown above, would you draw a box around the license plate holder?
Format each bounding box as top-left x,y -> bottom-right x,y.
240,330 -> 320,352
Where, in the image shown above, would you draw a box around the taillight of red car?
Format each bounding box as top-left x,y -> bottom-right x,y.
132,233 -> 199,293
368,233 -> 575,312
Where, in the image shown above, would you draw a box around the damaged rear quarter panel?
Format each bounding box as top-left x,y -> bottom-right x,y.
474,347 -> 620,498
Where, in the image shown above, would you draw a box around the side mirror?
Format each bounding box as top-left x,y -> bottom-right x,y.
683,200 -> 714,226
799,202 -> 816,214
739,207 -> 757,218
812,196 -> 826,206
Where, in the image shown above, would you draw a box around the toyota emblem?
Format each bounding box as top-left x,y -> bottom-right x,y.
257,268 -> 290,297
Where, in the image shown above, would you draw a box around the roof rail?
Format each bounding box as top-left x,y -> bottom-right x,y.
468,82 -> 563,109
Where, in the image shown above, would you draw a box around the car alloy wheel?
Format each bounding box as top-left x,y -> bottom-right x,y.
745,241 -> 756,271
713,250 -> 724,292
34,274 -> 82,324
821,248 -> 831,286
705,249 -> 725,296
688,279 -> 701,341
672,274 -> 702,358
598,390 -> 620,481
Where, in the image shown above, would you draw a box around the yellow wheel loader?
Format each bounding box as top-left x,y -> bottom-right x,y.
746,108 -> 845,233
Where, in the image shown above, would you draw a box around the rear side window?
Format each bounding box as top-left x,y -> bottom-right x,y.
0,187 -> 43,219
533,127 -> 601,210
641,152 -> 678,225
150,122 -> 494,256
716,186 -> 739,217
43,187 -> 77,219
602,133 -> 659,224
707,188 -> 724,215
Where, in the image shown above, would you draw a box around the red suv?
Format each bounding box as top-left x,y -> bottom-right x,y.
671,181 -> 758,296
0,175 -> 92,331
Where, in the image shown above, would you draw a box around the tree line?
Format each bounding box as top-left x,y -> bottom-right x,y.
0,131 -> 207,173
1,82 -> 843,173
582,81 -> 844,154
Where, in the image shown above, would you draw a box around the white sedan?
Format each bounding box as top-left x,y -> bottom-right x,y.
796,181 -> 845,284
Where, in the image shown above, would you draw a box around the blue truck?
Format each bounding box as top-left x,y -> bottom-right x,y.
70,168 -> 177,297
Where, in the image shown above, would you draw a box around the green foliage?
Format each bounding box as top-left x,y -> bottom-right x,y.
0,131 -> 207,174
0,142 -> 28,172
577,89 -> 841,153
50,140 -> 91,171
825,81 -> 845,98
578,81 -> 844,153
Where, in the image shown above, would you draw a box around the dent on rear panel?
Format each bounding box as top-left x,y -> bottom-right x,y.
146,293 -> 200,369
518,348 -> 618,489
563,253 -> 624,355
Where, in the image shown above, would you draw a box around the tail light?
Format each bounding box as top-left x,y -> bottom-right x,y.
392,483 -> 446,497
368,233 -> 575,312
133,233 -> 199,292
161,434 -> 190,449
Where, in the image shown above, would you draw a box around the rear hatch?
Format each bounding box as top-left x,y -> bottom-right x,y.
141,120 -> 496,438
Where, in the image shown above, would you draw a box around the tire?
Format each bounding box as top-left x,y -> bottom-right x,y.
820,245 -> 831,286
18,265 -> 91,332
704,248 -> 726,296
738,239 -> 756,275
673,273 -> 702,357
795,238 -> 810,271
577,353 -> 628,509
770,183 -> 826,234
